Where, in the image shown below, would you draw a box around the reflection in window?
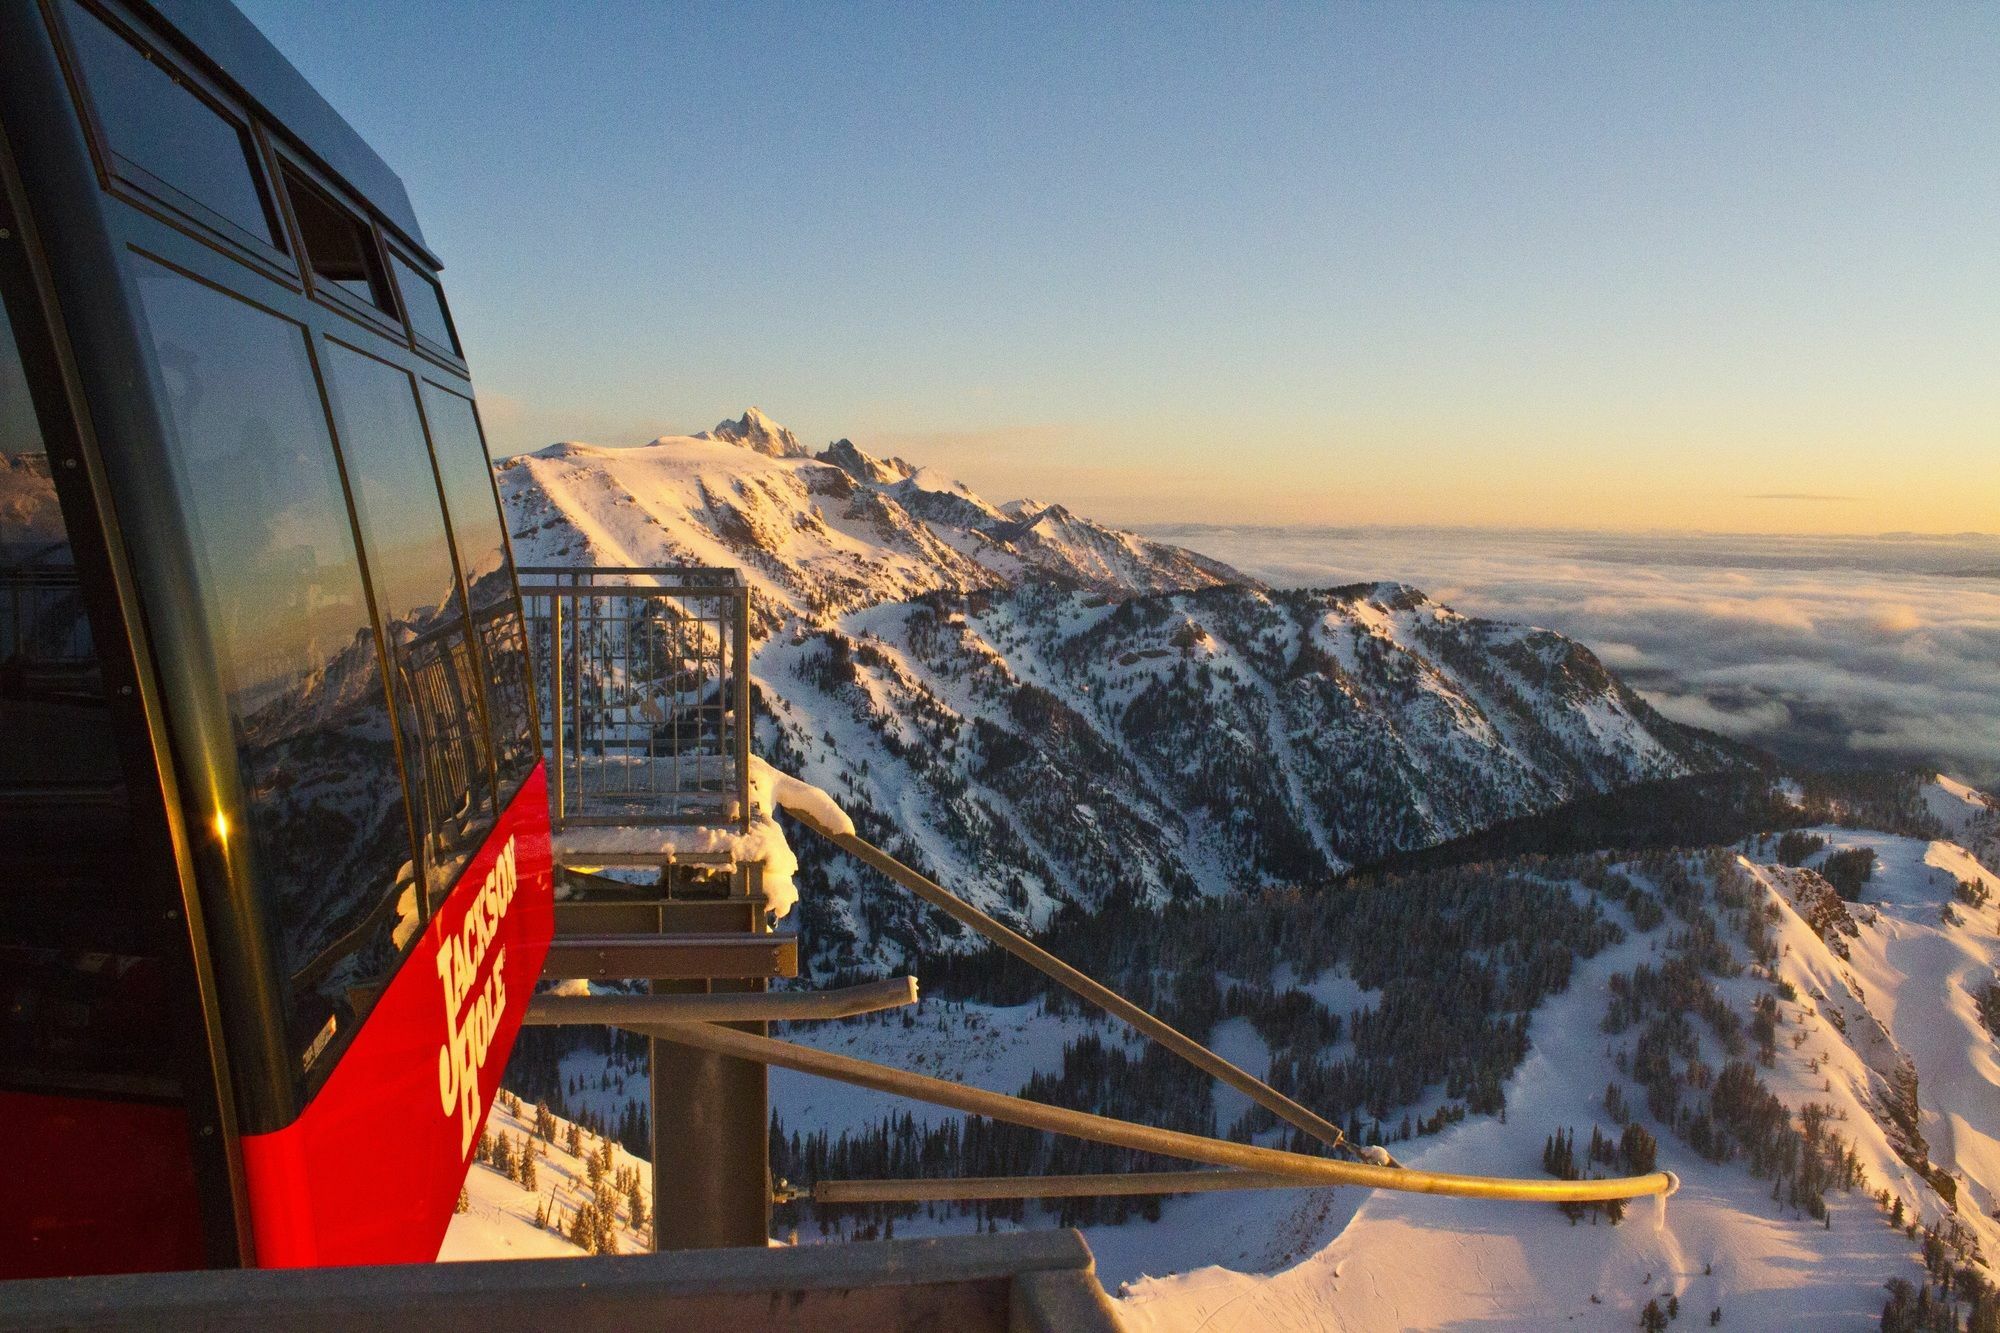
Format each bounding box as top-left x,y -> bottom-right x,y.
131,258 -> 418,1075
391,253 -> 458,353
63,0 -> 280,249
281,167 -> 394,313
420,384 -> 536,788
0,280 -> 118,791
1,250 -> 169,1097
319,343 -> 495,901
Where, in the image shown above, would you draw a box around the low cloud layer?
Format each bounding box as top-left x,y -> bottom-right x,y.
1147,525 -> 2000,787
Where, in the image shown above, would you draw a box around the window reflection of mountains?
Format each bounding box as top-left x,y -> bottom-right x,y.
240,579 -> 494,1072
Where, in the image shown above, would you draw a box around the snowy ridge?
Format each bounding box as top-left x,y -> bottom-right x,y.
496,409 -> 1243,634
440,1091 -> 653,1260
762,580 -> 1737,970
472,783 -> 2000,1326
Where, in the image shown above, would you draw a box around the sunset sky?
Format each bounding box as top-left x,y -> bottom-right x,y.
240,1 -> 1998,533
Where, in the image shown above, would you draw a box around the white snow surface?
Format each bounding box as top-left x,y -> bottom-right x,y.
750,753 -> 854,838
1114,828 -> 2000,1330
551,758 -> 847,921
439,1094 -> 653,1261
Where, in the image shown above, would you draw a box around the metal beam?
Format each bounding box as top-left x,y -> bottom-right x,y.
525,976 -> 916,1025
0,1231 -> 1123,1333
813,1169 -> 1320,1204
539,932 -> 797,980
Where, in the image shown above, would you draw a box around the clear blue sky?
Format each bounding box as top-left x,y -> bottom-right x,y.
237,1 -> 1999,531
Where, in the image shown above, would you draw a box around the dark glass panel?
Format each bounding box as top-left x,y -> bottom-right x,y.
0,286 -> 119,789
1,235 -> 163,1096
391,253 -> 458,353
63,1 -> 280,249
419,383 -> 534,785
419,384 -> 507,610
282,168 -> 394,313
319,342 -> 495,900
131,258 -> 418,1075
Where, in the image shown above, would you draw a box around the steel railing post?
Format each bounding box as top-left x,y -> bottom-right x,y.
734,581 -> 751,834
549,587 -> 565,828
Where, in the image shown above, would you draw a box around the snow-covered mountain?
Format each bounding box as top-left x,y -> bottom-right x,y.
497,409 -> 1245,632
760,580 -> 1738,971
496,409 -> 1743,960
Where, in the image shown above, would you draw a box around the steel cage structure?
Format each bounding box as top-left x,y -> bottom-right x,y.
517,566 -> 752,833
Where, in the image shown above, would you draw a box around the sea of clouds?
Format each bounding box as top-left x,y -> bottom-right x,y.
1145,525 -> 2000,787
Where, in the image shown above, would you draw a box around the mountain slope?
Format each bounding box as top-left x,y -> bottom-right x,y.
1116,814 -> 2000,1329
496,409 -> 1746,962
760,579 -> 1739,971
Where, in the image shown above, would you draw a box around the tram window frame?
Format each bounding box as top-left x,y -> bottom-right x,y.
317,335 -> 499,911
0,164 -> 180,1100
270,150 -> 403,338
127,253 -> 428,1091
386,246 -> 463,364
50,0 -> 297,286
415,379 -> 537,789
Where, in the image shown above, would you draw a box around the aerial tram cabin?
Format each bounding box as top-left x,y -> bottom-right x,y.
0,0 -> 553,1275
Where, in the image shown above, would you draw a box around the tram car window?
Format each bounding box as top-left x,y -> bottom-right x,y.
318,340 -> 496,900
278,163 -> 396,319
419,381 -> 538,788
392,252 -> 460,357
58,0 -> 287,265
130,259 -> 423,1077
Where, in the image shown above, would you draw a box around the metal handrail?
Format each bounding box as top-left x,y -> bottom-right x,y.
524,976 -> 917,1026
812,825 -> 1354,1155
655,1019 -> 1679,1210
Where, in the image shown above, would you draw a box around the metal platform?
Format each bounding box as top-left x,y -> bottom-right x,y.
0,1231 -> 1124,1332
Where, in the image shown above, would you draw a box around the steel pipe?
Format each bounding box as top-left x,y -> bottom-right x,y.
653,1019 -> 1678,1206
526,975 -> 918,1026
814,1169 -> 1315,1204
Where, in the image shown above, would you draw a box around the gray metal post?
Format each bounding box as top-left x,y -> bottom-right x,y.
733,583 -> 751,833
648,872 -> 770,1251
548,588 -> 564,827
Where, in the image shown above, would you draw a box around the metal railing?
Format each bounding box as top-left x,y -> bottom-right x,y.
517,567 -> 751,831
2,550 -> 95,693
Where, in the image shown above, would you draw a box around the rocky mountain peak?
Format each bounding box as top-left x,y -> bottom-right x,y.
818,437 -> 913,485
697,406 -> 808,459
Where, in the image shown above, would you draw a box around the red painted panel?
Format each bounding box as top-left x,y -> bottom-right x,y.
0,1088 -> 205,1278
239,762 -> 553,1267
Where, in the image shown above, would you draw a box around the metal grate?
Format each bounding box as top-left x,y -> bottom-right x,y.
517,567 -> 751,831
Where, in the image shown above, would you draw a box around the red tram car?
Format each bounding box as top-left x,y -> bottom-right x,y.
0,0 -> 554,1275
